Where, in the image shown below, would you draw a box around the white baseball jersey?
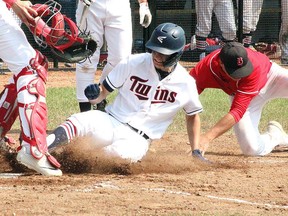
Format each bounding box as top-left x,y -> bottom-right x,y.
104,53 -> 203,139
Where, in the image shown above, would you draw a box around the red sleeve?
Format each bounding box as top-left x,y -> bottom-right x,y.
189,50 -> 223,94
189,67 -> 205,94
228,70 -> 261,122
229,92 -> 256,122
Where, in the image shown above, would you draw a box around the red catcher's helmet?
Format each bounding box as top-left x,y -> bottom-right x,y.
28,0 -> 84,51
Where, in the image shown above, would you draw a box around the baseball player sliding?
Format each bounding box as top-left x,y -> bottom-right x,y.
75,0 -> 152,112
47,23 -> 207,163
190,42 -> 288,157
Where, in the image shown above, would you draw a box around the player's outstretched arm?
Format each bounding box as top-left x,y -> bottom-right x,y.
200,113 -> 236,155
186,114 -> 211,163
186,114 -> 201,152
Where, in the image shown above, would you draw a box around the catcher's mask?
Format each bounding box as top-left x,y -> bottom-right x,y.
28,0 -> 85,51
145,22 -> 186,67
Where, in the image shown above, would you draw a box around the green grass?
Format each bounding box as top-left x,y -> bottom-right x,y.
46,87 -> 79,129
166,88 -> 288,134
10,87 -> 288,135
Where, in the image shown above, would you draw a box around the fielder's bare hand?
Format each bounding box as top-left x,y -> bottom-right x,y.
192,149 -> 211,163
199,134 -> 210,156
10,0 -> 37,26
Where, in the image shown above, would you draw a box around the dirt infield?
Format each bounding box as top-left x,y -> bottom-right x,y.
0,70 -> 288,216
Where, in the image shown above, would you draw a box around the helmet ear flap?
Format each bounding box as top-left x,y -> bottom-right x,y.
145,22 -> 186,67
163,51 -> 183,67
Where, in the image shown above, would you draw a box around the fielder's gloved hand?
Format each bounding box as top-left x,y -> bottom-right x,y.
192,149 -> 211,163
84,84 -> 100,100
139,2 -> 152,28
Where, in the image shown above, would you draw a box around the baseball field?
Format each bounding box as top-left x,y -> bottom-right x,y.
0,68 -> 287,216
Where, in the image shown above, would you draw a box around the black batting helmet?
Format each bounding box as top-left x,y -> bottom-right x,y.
145,22 -> 186,67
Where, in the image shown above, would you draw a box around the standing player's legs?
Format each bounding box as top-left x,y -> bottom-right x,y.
194,0 -> 214,59
75,1 -> 104,112
92,0 -> 132,111
250,0 -> 263,32
214,0 -> 237,42
98,20 -> 133,83
241,0 -> 263,47
99,0 -> 133,83
233,63 -> 288,156
279,0 -> 288,64
0,4 -> 61,176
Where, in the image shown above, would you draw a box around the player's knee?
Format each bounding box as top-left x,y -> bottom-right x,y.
240,145 -> 260,156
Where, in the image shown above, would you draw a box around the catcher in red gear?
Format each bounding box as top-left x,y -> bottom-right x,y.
0,0 -> 64,176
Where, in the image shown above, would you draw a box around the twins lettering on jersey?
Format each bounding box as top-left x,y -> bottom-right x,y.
130,76 -> 177,103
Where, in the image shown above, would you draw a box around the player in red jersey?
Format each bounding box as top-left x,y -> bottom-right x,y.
190,42 -> 288,157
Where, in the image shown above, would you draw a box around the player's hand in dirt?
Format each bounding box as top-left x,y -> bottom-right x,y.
199,134 -> 211,156
192,149 -> 211,163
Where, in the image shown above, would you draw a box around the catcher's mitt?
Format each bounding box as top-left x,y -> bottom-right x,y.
50,32 -> 97,63
28,0 -> 97,63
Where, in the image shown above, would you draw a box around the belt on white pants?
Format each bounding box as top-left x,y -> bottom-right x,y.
127,124 -> 150,140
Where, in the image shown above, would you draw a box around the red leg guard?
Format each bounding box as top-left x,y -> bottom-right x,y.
19,76 -> 48,157
15,50 -> 60,168
0,83 -> 19,139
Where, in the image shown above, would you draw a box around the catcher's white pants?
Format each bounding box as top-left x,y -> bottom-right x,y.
232,63 -> 288,156
0,3 -> 36,74
0,4 -> 43,143
75,0 -> 133,102
67,110 -> 150,162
